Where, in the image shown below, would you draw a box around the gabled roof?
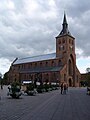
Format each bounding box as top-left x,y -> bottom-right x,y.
13,53 -> 56,65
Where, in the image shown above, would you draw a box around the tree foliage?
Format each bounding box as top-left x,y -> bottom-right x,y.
86,67 -> 90,73
86,68 -> 90,87
0,72 -> 2,79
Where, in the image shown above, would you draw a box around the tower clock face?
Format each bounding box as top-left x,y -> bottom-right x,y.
70,45 -> 73,49
70,45 -> 73,51
60,45 -> 63,50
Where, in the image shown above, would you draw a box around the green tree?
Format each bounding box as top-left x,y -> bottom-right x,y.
3,72 -> 8,85
0,72 -> 2,80
86,67 -> 90,73
0,72 -> 3,89
86,68 -> 90,87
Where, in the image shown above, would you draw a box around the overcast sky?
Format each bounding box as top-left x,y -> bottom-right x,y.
0,0 -> 90,75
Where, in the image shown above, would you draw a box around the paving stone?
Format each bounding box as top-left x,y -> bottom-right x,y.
0,86 -> 90,120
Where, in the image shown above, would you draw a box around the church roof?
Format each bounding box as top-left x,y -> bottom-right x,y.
19,66 -> 63,73
13,53 -> 57,65
56,12 -> 71,37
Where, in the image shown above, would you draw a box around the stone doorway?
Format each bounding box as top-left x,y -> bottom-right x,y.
69,78 -> 72,87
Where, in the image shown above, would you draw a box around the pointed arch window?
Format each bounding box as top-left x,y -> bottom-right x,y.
46,61 -> 48,66
64,74 -> 66,82
58,60 -> 61,66
31,63 -> 32,67
40,62 -> 42,67
63,38 -> 65,43
35,63 -> 37,67
52,61 -> 55,66
58,41 -> 61,44
68,60 -> 72,75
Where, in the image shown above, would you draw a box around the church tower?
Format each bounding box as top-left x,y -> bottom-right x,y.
56,13 -> 77,86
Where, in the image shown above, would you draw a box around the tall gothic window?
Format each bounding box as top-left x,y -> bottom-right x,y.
68,60 -> 72,75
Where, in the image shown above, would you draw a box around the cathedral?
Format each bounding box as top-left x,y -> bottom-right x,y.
7,13 -> 81,87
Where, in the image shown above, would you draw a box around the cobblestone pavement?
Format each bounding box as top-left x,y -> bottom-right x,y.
0,86 -> 90,120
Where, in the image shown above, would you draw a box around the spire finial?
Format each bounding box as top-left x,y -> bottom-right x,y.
63,11 -> 67,24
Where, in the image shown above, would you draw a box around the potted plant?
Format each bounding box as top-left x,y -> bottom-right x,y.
8,81 -> 22,98
24,83 -> 36,95
37,84 -> 44,93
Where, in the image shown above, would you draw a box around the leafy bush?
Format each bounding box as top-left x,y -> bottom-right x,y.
37,84 -> 44,93
25,83 -> 36,95
26,83 -> 35,91
8,81 -> 22,98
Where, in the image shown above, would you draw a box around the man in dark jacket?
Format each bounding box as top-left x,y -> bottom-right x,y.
61,83 -> 63,94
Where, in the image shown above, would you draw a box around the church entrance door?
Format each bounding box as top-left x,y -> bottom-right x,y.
69,78 -> 72,87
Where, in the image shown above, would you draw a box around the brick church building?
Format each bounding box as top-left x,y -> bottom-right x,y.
7,13 -> 81,87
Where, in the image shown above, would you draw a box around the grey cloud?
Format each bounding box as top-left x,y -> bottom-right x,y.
0,0 -> 90,64
55,0 -> 90,57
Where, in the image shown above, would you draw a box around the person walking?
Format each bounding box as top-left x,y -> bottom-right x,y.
60,83 -> 63,94
63,83 -> 67,94
66,83 -> 68,92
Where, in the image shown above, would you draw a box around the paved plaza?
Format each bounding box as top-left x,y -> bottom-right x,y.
0,86 -> 90,120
